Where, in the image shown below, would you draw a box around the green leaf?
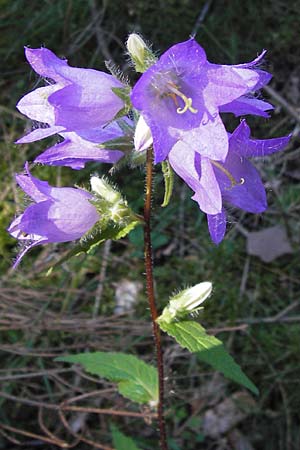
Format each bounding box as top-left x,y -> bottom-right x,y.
161,160 -> 174,207
46,218 -> 141,274
158,320 -> 258,395
56,352 -> 158,405
111,425 -> 141,450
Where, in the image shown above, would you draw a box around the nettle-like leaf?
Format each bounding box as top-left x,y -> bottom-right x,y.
111,425 -> 141,450
158,320 -> 258,395
56,352 -> 159,406
161,160 -> 174,207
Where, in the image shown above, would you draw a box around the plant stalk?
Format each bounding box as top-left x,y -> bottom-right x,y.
144,147 -> 168,450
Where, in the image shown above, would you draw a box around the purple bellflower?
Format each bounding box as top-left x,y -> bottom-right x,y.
168,120 -> 290,244
8,163 -> 99,267
16,47 -> 124,143
34,121 -> 130,170
131,39 -> 272,164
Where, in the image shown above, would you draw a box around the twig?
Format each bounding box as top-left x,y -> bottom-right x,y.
93,239 -> 111,317
0,390 -> 156,419
0,423 -> 69,448
191,0 -> 214,38
263,85 -> 300,125
144,147 -> 168,450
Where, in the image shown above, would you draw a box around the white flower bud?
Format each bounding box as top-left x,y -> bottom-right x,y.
134,115 -> 153,152
90,176 -> 121,204
127,34 -> 147,66
157,281 -> 212,324
171,282 -> 212,312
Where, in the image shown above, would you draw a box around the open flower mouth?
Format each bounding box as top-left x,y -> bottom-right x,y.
166,82 -> 198,115
210,160 -> 245,190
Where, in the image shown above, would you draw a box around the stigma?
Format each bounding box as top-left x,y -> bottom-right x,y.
210,160 -> 245,189
167,82 -> 198,115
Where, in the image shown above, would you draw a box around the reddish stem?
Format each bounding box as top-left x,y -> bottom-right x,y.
144,147 -> 168,450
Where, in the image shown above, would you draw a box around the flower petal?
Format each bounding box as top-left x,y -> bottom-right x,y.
35,133 -> 123,169
178,112 -> 228,161
192,156 -> 222,214
207,209 -> 227,244
169,143 -> 222,214
204,64 -> 259,107
219,96 -> 273,118
16,163 -> 51,202
16,85 -> 61,124
214,151 -> 267,213
16,126 -> 65,144
230,120 -> 291,158
25,47 -> 69,83
48,78 -> 123,131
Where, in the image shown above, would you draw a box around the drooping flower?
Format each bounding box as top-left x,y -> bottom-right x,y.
34,119 -> 133,170
168,120 -> 290,244
8,163 -> 99,267
16,47 -> 124,143
131,38 -> 271,164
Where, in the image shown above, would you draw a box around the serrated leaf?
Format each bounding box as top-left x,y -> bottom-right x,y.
56,352 -> 158,405
161,160 -> 174,207
111,425 -> 141,450
159,320 -> 258,395
46,218 -> 141,274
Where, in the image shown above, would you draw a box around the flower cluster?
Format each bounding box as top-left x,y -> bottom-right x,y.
9,35 -> 290,264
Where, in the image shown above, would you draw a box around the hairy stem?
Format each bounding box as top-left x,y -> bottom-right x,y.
144,147 -> 168,450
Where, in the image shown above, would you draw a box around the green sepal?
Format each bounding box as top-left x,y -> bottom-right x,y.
112,86 -> 132,118
158,319 -> 259,395
132,49 -> 157,73
46,216 -> 142,274
56,352 -> 158,406
161,160 -> 174,207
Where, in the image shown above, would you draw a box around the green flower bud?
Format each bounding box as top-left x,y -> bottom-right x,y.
91,176 -> 121,204
157,282 -> 212,325
126,33 -> 156,73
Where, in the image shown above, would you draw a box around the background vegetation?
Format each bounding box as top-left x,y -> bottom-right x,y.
1,1 -> 300,449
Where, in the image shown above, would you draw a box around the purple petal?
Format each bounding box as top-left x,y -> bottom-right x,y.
16,85 -> 61,124
35,133 -> 123,170
177,112 -> 228,162
232,50 -> 272,89
12,239 -> 49,269
16,163 -> 51,201
78,118 -> 132,143
204,64 -> 259,107
234,50 -> 267,68
214,151 -> 267,213
16,125 -> 65,144
25,47 -> 69,83
230,120 -> 291,158
219,96 -> 273,118
252,69 -> 272,90
207,209 -> 227,244
48,78 -> 123,131
191,156 -> 222,215
169,143 -> 222,214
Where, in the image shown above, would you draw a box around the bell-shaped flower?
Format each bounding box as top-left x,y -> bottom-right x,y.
16,47 -> 124,143
8,163 -> 100,267
33,120 -> 133,169
131,38 -> 271,164
168,120 -> 290,244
